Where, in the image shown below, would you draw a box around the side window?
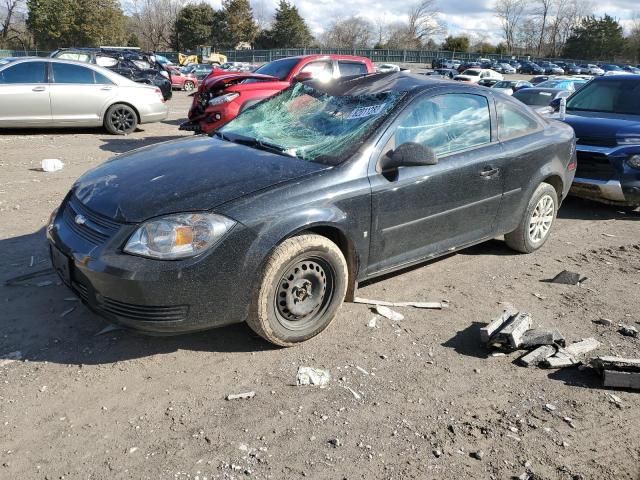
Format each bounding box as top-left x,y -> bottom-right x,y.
51,63 -> 96,84
300,61 -> 332,79
395,94 -> 491,156
0,61 -> 47,84
497,102 -> 540,140
338,61 -> 368,76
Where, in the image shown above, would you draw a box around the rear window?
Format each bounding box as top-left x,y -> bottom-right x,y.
254,57 -> 300,80
55,52 -> 92,63
338,61 -> 368,76
513,90 -> 555,107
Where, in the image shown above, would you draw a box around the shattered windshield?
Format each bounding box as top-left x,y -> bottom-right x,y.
218,82 -> 403,164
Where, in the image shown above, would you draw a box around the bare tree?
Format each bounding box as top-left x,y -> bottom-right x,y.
407,0 -> 444,46
532,0 -> 554,56
123,0 -> 187,51
495,0 -> 525,53
319,17 -> 374,48
0,0 -> 24,45
252,0 -> 271,31
385,21 -> 421,50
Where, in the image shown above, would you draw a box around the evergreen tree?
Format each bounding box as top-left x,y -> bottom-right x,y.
212,0 -> 258,49
442,35 -> 469,52
27,0 -> 125,49
171,3 -> 215,51
562,14 -> 625,60
266,0 -> 312,48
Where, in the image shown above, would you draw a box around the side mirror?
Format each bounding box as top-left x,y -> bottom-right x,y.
549,97 -> 561,112
293,71 -> 314,82
381,143 -> 438,171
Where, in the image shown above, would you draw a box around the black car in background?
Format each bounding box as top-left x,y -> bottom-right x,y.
47,72 -> 576,346
513,87 -> 572,114
520,62 -> 545,75
565,64 -> 582,75
50,48 -> 172,100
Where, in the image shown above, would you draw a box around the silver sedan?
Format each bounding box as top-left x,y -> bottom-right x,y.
0,58 -> 168,134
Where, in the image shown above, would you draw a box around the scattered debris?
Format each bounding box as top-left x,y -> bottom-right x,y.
593,318 -> 613,326
328,437 -> 342,448
606,392 -> 623,407
296,367 -> 330,386
41,158 -> 64,172
479,307 -> 518,343
4,267 -> 54,286
355,366 -> 369,375
541,338 -> 601,369
543,403 -> 557,412
520,328 -> 565,348
519,345 -> 557,367
94,324 -> 123,336
60,307 -> 76,318
601,233 -> 616,238
343,386 -> 361,400
619,325 -> 638,338
374,305 -> 404,321
470,450 -> 484,460
226,391 -> 256,401
591,356 -> 640,390
549,270 -> 581,285
487,312 -> 532,349
354,297 -> 448,309
0,351 -> 22,368
433,448 -> 442,458
367,317 -> 377,328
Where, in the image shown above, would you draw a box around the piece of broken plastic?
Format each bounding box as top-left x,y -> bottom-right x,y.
41,159 -> 64,172
296,366 -> 330,386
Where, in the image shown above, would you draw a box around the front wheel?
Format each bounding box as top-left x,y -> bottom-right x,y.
247,234 -> 348,346
505,183 -> 558,253
104,104 -> 138,135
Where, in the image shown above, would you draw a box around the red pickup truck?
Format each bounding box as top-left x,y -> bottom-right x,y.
180,54 -> 375,134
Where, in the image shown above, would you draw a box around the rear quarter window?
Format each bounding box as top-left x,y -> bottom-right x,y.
338,61 -> 368,76
497,101 -> 541,140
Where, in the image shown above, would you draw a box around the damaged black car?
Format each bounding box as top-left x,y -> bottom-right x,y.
47,73 -> 576,346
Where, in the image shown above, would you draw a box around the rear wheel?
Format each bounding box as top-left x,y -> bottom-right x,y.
183,81 -> 195,92
104,104 -> 138,135
247,234 -> 348,346
505,183 -> 558,253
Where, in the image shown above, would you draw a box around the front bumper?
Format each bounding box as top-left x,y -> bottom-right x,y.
47,195 -> 260,334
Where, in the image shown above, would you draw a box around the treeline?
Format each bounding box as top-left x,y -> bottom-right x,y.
1,0 -> 639,62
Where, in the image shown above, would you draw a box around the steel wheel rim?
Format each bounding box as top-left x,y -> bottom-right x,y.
110,108 -> 135,132
274,256 -> 335,331
184,81 -> 194,91
528,194 -> 554,243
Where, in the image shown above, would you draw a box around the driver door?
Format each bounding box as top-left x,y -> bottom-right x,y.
367,92 -> 505,275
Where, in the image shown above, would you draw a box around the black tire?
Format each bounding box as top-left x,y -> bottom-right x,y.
247,234 -> 348,347
183,81 -> 195,92
505,183 -> 558,253
104,104 -> 138,135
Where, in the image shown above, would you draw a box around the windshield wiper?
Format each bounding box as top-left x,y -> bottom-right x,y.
216,132 -> 296,157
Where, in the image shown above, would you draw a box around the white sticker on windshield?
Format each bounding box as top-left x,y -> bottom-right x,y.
347,103 -> 387,119
540,92 -> 552,96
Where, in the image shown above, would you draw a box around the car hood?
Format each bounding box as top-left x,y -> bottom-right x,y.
561,111 -> 640,142
200,71 -> 278,91
72,136 -> 330,223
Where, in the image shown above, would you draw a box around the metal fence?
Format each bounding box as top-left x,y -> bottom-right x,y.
0,47 -> 615,67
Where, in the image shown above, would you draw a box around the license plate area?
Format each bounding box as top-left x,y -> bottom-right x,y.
51,246 -> 72,286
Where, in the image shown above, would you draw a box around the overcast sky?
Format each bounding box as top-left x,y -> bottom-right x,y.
205,0 -> 637,44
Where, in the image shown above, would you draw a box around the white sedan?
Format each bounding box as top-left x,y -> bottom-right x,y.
454,68 -> 503,83
0,57 -> 168,134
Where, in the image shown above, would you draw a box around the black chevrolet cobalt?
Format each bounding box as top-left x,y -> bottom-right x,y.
47,73 -> 576,346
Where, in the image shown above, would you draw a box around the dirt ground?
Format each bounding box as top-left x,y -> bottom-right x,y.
1,91 -> 639,480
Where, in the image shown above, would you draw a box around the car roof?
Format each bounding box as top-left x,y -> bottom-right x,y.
592,74 -> 640,82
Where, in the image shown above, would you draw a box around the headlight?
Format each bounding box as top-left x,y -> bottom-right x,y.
626,154 -> 640,170
47,207 -> 59,231
208,93 -> 239,106
124,213 -> 235,260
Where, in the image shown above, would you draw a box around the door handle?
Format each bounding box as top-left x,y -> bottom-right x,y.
480,166 -> 499,177
101,86 -> 113,90
32,86 -> 46,92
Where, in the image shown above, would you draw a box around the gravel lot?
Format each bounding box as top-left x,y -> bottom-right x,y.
1,90 -> 639,480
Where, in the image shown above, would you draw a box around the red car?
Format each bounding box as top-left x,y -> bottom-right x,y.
166,66 -> 199,92
180,54 -> 375,134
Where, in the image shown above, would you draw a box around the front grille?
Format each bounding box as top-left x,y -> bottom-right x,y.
576,136 -> 617,147
62,196 -> 120,245
72,282 -> 89,301
100,297 -> 188,322
575,152 -> 616,180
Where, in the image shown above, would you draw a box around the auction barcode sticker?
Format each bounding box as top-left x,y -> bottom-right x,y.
347,103 -> 387,119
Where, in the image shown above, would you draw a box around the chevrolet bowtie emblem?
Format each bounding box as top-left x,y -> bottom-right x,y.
74,214 -> 87,225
